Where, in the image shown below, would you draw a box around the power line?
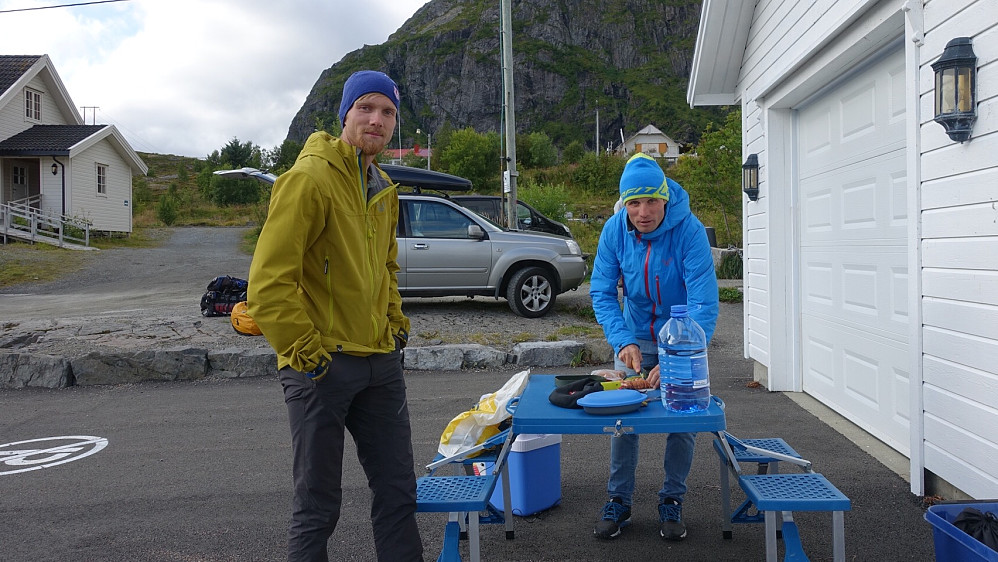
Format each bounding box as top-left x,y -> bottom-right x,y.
0,0 -> 130,14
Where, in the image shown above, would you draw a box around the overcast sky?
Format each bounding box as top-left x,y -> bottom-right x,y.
0,0 -> 429,157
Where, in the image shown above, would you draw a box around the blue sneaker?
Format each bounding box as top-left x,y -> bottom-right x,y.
594,497 -> 631,539
658,497 -> 687,541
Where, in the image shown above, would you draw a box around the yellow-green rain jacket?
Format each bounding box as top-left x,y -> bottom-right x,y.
248,131 -> 410,373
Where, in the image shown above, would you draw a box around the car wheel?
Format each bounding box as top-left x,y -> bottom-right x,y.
507,266 -> 556,318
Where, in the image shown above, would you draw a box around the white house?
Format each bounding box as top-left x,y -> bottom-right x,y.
0,55 -> 147,234
618,124 -> 681,163
689,0 -> 997,500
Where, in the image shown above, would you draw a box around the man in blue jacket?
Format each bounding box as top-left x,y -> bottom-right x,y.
589,152 -> 719,541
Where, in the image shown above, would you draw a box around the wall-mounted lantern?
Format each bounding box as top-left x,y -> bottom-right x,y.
742,153 -> 759,201
51,163 -> 59,175
932,37 -> 977,143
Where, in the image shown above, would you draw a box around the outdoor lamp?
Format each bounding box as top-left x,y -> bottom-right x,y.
51,163 -> 58,175
932,37 -> 977,143
742,153 -> 759,201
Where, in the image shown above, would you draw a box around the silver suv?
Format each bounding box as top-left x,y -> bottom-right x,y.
214,166 -> 587,317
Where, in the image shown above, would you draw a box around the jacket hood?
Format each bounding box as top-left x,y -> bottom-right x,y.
297,131 -> 358,167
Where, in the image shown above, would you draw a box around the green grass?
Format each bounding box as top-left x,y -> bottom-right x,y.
0,242 -> 91,287
719,287 -> 743,303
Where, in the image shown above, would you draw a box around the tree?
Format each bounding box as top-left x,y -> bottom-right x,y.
439,127 -> 502,193
562,140 -> 585,164
219,137 -> 261,169
518,131 -> 557,169
266,139 -> 304,174
668,110 -> 742,246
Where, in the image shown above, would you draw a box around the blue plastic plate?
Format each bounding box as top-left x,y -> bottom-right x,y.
577,389 -> 647,415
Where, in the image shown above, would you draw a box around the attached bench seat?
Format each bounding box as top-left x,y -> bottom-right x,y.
739,473 -> 852,562
713,436 -> 806,538
417,430 -> 515,562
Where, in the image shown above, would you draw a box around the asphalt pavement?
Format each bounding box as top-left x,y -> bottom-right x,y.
0,300 -> 939,561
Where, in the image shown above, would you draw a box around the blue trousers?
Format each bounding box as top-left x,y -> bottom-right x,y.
280,350 -> 423,562
607,339 -> 695,506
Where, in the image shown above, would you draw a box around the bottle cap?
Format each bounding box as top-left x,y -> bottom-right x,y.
670,304 -> 688,317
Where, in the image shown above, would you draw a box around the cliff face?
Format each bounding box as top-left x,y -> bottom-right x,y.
287,0 -> 725,149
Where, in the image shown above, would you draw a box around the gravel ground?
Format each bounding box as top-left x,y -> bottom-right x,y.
0,227 -> 605,357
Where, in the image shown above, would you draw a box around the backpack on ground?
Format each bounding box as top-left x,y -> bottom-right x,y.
230,301 -> 263,336
200,275 -> 248,317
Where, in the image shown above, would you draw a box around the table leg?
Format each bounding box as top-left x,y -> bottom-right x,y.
833,510 -> 845,562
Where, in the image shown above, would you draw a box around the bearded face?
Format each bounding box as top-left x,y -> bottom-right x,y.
340,93 -> 397,156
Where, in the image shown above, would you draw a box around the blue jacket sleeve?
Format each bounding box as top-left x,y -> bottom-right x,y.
681,220 -> 720,343
589,216 -> 635,354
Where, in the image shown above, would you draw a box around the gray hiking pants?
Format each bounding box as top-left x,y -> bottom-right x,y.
279,349 -> 422,562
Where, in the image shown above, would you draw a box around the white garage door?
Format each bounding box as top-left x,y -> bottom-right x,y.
796,48 -> 910,455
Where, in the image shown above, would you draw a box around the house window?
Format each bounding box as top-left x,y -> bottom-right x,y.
96,163 -> 108,195
24,88 -> 42,121
12,166 -> 26,186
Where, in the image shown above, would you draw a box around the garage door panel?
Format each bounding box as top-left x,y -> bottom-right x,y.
799,54 -> 907,177
796,47 -> 909,456
801,248 -> 908,339
799,149 -> 907,244
840,78 -> 878,142
802,317 -> 910,453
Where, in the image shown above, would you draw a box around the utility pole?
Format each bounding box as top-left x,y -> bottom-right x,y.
595,107 -> 600,154
501,0 -> 518,230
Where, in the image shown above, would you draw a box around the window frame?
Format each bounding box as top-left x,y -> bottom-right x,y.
24,88 -> 42,122
12,165 -> 27,186
96,163 -> 108,196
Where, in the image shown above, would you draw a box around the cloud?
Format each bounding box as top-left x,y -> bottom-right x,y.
0,0 -> 427,157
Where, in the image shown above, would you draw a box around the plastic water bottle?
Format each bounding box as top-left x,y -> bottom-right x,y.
658,304 -> 710,412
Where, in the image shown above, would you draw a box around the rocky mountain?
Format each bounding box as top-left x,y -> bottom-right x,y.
287,0 -> 728,150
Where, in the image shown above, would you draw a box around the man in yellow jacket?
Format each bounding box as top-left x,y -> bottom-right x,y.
249,70 -> 421,562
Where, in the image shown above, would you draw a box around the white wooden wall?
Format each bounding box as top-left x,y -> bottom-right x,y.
70,141 -> 134,233
917,0 -> 998,499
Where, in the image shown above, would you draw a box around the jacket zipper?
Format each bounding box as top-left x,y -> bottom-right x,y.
640,236 -> 658,341
325,257 -> 333,332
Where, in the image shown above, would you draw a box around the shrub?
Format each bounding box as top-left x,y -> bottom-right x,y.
209,176 -> 260,206
517,180 -> 571,222
562,140 -> 585,164
571,152 -> 626,197
157,195 -> 179,226
717,251 -> 743,279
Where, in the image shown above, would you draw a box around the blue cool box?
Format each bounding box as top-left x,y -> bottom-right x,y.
924,502 -> 998,562
487,433 -> 561,516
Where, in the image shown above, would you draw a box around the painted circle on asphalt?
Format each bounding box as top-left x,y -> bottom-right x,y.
0,436 -> 109,475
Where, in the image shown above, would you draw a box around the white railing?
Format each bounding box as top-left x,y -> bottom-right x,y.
0,196 -> 92,249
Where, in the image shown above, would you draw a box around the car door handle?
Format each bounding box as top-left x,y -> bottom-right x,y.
412,243 -> 429,250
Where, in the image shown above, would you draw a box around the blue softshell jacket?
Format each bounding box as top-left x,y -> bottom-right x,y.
590,178 -> 719,354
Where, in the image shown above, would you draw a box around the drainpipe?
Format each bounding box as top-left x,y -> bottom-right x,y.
52,156 -> 65,216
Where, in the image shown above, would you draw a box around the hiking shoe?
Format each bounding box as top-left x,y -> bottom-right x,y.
594,497 -> 631,539
658,498 -> 687,541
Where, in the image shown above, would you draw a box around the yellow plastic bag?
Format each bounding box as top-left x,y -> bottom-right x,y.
437,369 -> 530,459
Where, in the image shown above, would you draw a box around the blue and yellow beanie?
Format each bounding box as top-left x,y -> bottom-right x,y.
619,153 -> 669,204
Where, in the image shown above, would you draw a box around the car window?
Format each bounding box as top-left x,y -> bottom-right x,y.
516,202 -> 533,226
459,199 -> 501,223
406,200 -> 476,239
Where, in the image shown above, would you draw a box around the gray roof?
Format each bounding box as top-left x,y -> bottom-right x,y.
0,125 -> 107,156
0,55 -> 42,97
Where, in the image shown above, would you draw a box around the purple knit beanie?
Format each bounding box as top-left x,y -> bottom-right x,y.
338,70 -> 400,126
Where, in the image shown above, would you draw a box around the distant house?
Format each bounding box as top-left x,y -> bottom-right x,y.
0,55 -> 147,235
618,124 -> 680,163
688,1 -> 997,499
383,147 -> 431,166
